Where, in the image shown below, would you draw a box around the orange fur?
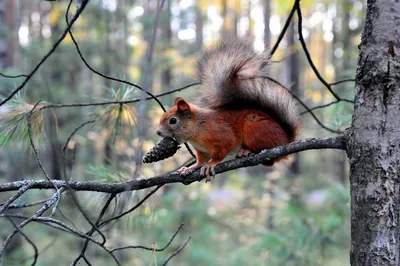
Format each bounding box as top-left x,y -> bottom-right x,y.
157,99 -> 298,178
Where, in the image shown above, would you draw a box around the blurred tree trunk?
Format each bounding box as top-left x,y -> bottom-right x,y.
233,0 -> 239,36
221,0 -> 228,39
332,1 -> 352,184
247,0 -> 253,37
0,2 -> 5,69
348,0 -> 400,265
195,1 -> 203,51
264,18 -> 301,230
285,21 -> 301,175
3,0 -> 17,67
0,1 -> 22,255
161,0 -> 172,91
134,1 -> 161,174
46,6 -> 64,180
263,0 -> 271,49
103,7 -> 114,166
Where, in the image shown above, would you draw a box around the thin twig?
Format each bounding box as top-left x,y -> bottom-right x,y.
65,0 -> 166,112
0,184 -> 33,215
36,83 -> 200,111
0,198 -> 49,210
329,78 -> 356,86
161,237 -> 191,266
61,119 -> 95,180
99,185 -> 162,227
111,224 -> 184,252
0,72 -> 28,78
6,217 -> 38,266
60,119 -> 106,244
300,100 -> 340,115
261,76 -> 343,133
1,214 -> 120,265
0,0 -> 89,107
296,5 -> 353,103
270,0 -> 299,55
72,194 -> 116,265
0,188 -> 65,257
1,236 -> 57,266
27,101 -> 62,217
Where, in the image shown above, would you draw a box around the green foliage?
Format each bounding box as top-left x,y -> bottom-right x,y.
230,186 -> 350,266
0,93 -> 53,148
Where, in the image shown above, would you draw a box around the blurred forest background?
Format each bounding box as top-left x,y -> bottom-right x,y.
0,0 -> 362,265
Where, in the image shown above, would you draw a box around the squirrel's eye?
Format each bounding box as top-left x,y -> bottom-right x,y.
169,117 -> 177,124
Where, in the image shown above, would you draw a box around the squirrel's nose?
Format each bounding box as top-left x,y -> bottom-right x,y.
156,130 -> 162,136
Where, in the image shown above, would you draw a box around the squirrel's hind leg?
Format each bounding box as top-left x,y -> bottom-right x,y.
242,113 -> 289,152
236,148 -> 253,158
200,148 -> 229,182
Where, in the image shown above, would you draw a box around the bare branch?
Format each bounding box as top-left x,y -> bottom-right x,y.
34,83 -> 200,111
27,101 -> 60,217
161,237 -> 191,266
0,136 -> 346,194
296,5 -> 353,103
0,188 -> 65,257
72,194 -> 116,265
99,185 -> 162,227
1,214 -> 121,265
0,198 -> 49,210
0,184 -> 33,215
6,217 -> 38,266
111,224 -> 184,252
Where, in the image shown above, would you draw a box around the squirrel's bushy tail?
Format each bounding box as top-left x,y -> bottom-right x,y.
197,38 -> 301,141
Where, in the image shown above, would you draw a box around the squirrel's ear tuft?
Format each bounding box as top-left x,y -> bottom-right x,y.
174,97 -> 191,118
174,97 -> 184,105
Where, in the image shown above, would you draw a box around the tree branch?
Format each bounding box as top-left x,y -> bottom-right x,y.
0,136 -> 346,194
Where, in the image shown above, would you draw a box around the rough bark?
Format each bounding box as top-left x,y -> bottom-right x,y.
348,0 -> 400,265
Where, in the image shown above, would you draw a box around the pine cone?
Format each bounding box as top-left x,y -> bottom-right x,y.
142,137 -> 180,164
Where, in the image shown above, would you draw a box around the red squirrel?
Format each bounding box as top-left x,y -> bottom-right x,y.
156,39 -> 301,181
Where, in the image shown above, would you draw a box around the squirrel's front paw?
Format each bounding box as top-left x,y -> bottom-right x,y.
176,166 -> 194,176
200,164 -> 216,182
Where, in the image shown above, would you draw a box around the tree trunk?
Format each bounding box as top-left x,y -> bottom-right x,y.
348,1 -> 400,265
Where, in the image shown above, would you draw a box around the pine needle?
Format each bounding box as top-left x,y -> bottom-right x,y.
95,86 -> 138,144
0,96 -> 52,148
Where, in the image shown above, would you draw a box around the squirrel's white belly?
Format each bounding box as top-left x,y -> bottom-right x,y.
189,141 -> 209,154
189,141 -> 241,157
